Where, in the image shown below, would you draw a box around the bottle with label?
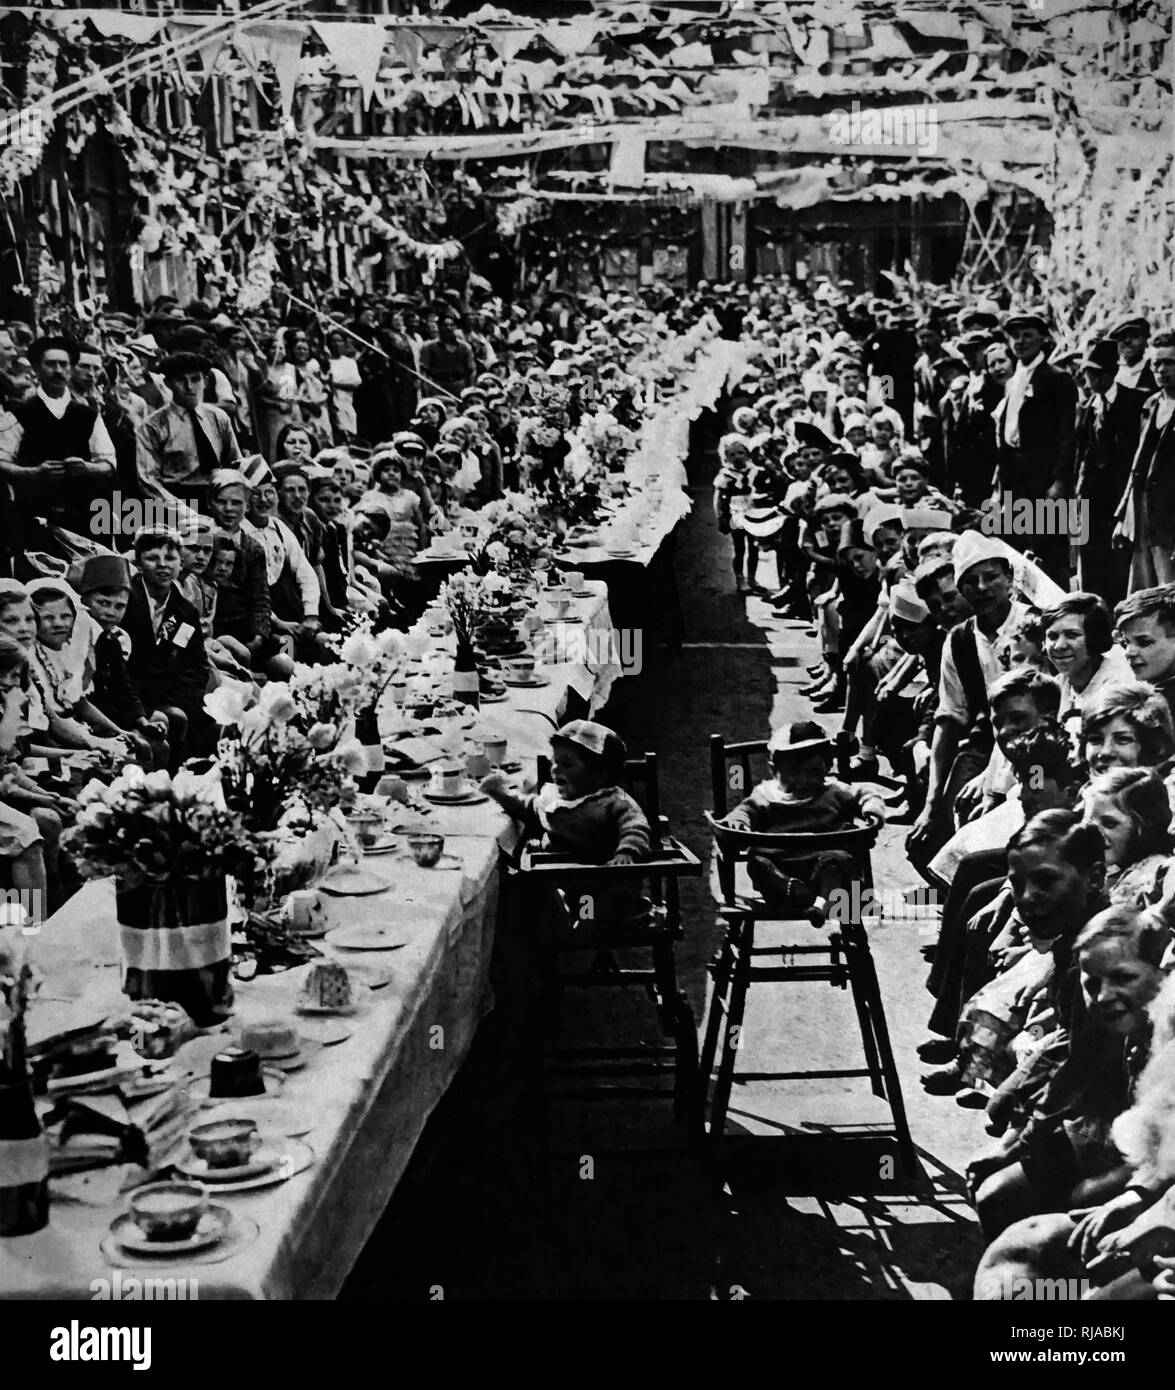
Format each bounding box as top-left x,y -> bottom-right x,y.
452,638 -> 481,710
0,1009 -> 49,1237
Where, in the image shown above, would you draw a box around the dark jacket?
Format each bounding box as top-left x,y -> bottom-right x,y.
88,626 -> 146,730
213,529 -> 271,643
995,359 -> 1079,497
124,576 -> 210,716
1074,384 -> 1147,512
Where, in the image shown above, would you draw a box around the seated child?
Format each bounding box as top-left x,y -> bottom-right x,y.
481,718 -> 651,937
722,720 -> 884,921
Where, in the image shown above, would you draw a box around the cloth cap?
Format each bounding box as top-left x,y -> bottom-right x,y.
813,492 -> 858,516
1003,310 -> 1051,336
768,720 -> 832,757
862,503 -> 904,544
952,528 -> 1014,582
889,581 -> 930,624
901,506 -> 954,532
71,553 -> 132,594
210,467 -> 252,495
552,719 -> 624,763
393,431 -> 427,453
1082,339 -> 1119,372
1109,316 -> 1149,341
158,350 -> 210,378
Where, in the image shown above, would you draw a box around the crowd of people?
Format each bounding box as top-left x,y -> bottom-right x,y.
714,273 -> 1175,1300
8,260 -> 1175,1299
0,278 -> 712,923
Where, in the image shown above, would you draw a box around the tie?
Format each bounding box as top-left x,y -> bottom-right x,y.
186,406 -> 220,475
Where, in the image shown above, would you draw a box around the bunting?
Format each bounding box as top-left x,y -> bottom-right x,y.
313,22 -> 389,105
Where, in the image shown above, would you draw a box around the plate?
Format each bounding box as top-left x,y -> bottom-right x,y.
175,1145 -> 283,1184
319,867 -> 392,896
111,1205 -> 231,1257
325,925 -> 411,952
344,963 -> 395,990
571,589 -> 596,599
174,1139 -> 314,1194
422,788 -> 490,805
604,549 -> 636,559
294,982 -> 370,1018
397,851 -> 465,871
479,691 -> 508,703
295,1017 -> 353,1046
503,675 -> 551,688
286,921 -> 329,941
358,834 -> 399,856
237,1038 -> 323,1073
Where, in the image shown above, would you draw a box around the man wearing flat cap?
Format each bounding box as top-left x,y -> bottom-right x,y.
1110,316 -> 1157,396
993,310 -> 1078,582
136,350 -> 240,509
1074,339 -> 1146,601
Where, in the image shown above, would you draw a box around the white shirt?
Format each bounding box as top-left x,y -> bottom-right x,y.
1117,360 -> 1148,391
1002,351 -> 1045,448
242,516 -> 320,618
936,600 -> 1031,727
0,386 -> 118,468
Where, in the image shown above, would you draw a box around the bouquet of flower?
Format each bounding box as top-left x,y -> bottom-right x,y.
310,618 -> 406,716
205,680 -> 368,835
468,493 -> 556,574
0,920 -> 32,1071
438,570 -> 488,649
62,766 -> 265,891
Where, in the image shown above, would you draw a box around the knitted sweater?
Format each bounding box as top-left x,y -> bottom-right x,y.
498,783 -> 651,863
725,777 -> 883,834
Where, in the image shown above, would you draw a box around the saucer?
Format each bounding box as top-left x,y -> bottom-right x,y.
171,1139 -> 314,1194
286,921 -> 329,941
325,925 -> 411,952
571,588 -> 595,599
175,1145 -> 282,1184
343,963 -> 395,989
423,787 -> 490,805
604,548 -> 636,559
111,1205 -> 230,1257
294,981 -> 369,1018
479,691 -> 508,703
503,674 -> 550,688
358,833 -> 399,855
246,1038 -> 323,1072
319,866 -> 393,896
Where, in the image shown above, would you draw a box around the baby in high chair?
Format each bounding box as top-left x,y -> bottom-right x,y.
721,719 -> 885,923
481,719 -> 651,936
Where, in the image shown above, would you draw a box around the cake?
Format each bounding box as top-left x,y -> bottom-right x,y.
209,1047 -> 265,1098
298,963 -> 353,1012
238,1020 -> 300,1060
127,1000 -> 194,1059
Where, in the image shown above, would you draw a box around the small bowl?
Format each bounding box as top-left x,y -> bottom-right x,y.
129,1181 -> 209,1242
407,832 -> 445,867
188,1118 -> 261,1170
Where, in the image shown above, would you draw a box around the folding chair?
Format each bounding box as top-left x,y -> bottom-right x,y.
504,752 -> 704,1131
699,734 -> 918,1175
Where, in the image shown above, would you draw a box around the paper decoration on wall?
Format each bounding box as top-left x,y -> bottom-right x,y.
388,27 -> 424,72
313,22 -> 388,104
609,130 -> 647,187
480,24 -> 536,63
541,18 -> 602,58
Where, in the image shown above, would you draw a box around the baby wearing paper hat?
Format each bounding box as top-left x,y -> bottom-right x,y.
481,720 -> 653,939
719,720 -> 885,925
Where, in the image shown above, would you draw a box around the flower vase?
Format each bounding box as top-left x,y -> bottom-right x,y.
452,636 -> 481,709
354,704 -> 385,793
114,874 -> 233,1029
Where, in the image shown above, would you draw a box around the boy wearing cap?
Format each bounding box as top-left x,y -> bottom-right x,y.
123,527 -> 212,766
72,553 -> 170,770
722,720 -> 884,922
136,351 -> 241,507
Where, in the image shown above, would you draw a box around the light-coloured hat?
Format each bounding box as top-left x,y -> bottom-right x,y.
952,528 -> 1015,582
901,507 -> 954,532
552,719 -> 624,763
889,581 -> 930,624
862,502 -> 904,544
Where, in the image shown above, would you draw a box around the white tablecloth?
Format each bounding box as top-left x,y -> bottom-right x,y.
0,590 -> 618,1301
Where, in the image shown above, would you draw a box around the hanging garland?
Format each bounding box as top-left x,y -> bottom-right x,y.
0,29 -> 60,197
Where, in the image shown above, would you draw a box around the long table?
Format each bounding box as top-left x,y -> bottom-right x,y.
0,586 -> 615,1300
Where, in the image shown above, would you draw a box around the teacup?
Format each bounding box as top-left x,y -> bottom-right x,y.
564,570 -> 585,591
504,657 -> 535,680
543,597 -> 571,620
390,679 -> 409,706
346,810 -> 384,847
465,749 -> 490,780
286,889 -> 322,933
430,764 -> 464,796
188,1118 -> 261,1170
482,737 -> 508,766
129,1181 -> 208,1242
407,832 -> 445,868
